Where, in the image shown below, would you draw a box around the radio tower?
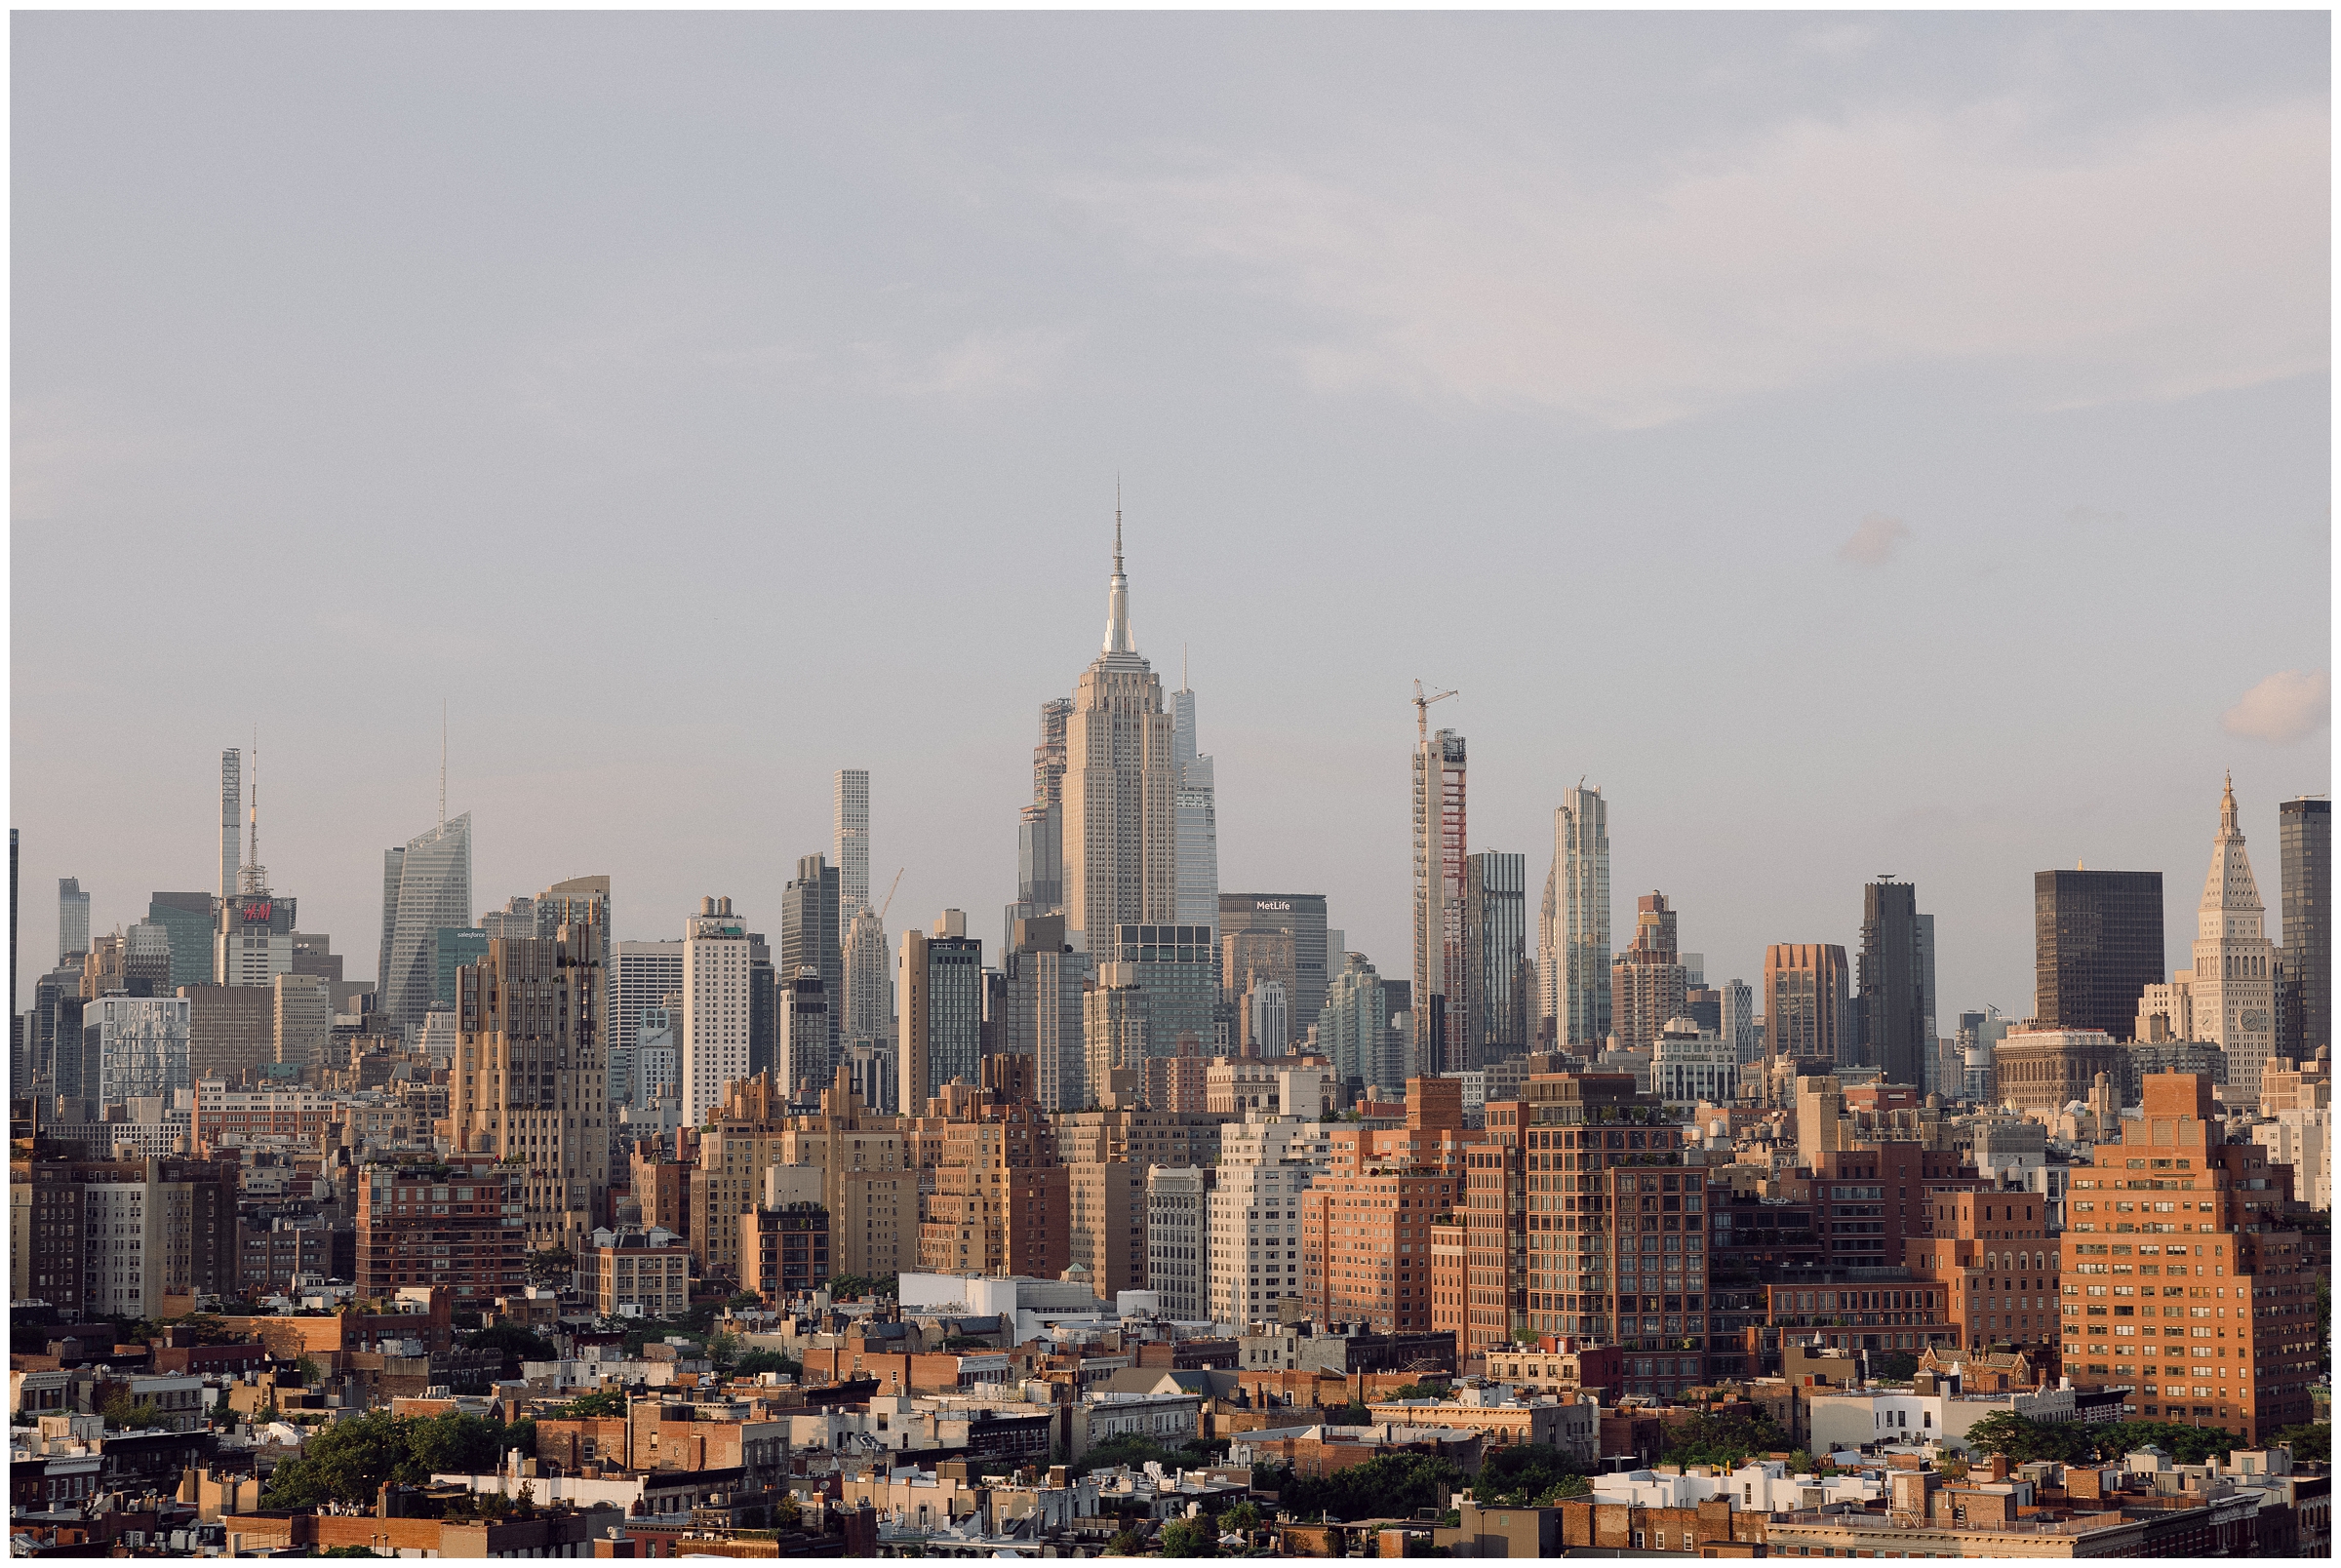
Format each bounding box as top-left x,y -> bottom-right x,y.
239,729 -> 269,896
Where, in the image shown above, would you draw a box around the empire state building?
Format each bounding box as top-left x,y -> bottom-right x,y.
1063,512 -> 1177,958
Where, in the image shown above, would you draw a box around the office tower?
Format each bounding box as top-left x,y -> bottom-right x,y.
2279,796 -> 2329,1058
2060,1073 -> 2317,1443
179,983 -> 273,1087
1171,667 -> 1220,940
2186,776 -> 2279,1106
272,973 -> 333,1078
1857,881 -> 1928,1087
120,923 -> 176,997
219,748 -> 241,901
1222,893 -> 1330,1036
58,878 -> 90,966
1411,726 -> 1468,1076
1764,943 -> 1850,1063
1146,1163 -> 1214,1320
679,897 -> 749,1122
1465,852 -> 1528,1069
451,904 -> 611,1252
634,1000 -> 679,1105
481,896 -> 536,941
1549,787 -> 1611,1049
779,966 -> 832,1099
378,812 -> 473,1034
216,889 -> 297,988
1084,970 -> 1150,1106
1063,520 -> 1178,958
1005,700 -> 1074,953
1221,919 -> 1296,1035
1236,976 -> 1288,1059
1608,891 -> 1687,1053
535,876 -> 611,937
781,854 -> 843,1067
1721,978 -> 1757,1065
612,940 -> 683,1107
1915,913 -> 1939,1093
748,930 -> 776,1082
897,910 -> 982,1112
1320,952 -> 1392,1093
144,893 -> 215,992
1105,921 -> 1215,1059
2032,867 -> 2164,1041
90,994 -> 193,1105
834,769 -> 871,921
433,927 -> 490,1007
842,904 -> 892,1046
1007,915 -> 1090,1113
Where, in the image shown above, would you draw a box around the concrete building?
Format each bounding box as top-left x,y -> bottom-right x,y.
1320,952 -> 1394,1092
782,853 -> 844,1070
1241,977 -> 1289,1059
680,898 -> 750,1124
611,939 -> 683,1109
450,916 -> 612,1252
1412,726 -> 1469,1075
2175,777 -> 2280,1107
579,1226 -> 691,1317
835,768 -> 871,920
1650,1020 -> 1737,1106
1221,893 -> 1330,1039
1859,880 -> 1929,1086
1146,1164 -> 1214,1320
1466,851 -> 1529,1069
842,903 -> 893,1054
1209,1116 -> 1333,1329
1062,518 -> 1177,960
1005,914 -> 1089,1114
899,911 -> 983,1112
1104,921 -> 1216,1058
88,994 -> 193,1106
58,877 -> 90,967
1610,891 -> 1687,1054
2034,868 -> 2165,1042
356,1156 -> 527,1302
216,887 -> 296,990
1171,674 -> 1219,939
778,964 -> 832,1101
1766,943 -> 1850,1066
1082,970 -> 1149,1109
1721,978 -> 1757,1066
1544,786 -> 1610,1050
377,812 -> 473,1034
270,972 -> 332,1078
1994,1028 -> 2128,1113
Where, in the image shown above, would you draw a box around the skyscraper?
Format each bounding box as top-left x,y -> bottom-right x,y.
1465,851 -> 1528,1068
2279,796 -> 2329,1059
1171,666 -> 1220,941
842,903 -> 893,1048
1219,892 -> 1329,1038
2187,776 -> 2278,1106
1609,891 -> 1687,1053
897,910 -> 982,1112
1007,914 -> 1091,1113
1005,698 -> 1073,954
611,939 -> 683,1108
2032,868 -> 2163,1041
218,749 -> 241,902
834,770 -> 871,921
145,893 -> 217,992
1857,880 -> 1928,1088
781,854 -> 843,1066
1550,787 -> 1610,1049
450,909 -> 611,1252
1412,727 -> 1468,1074
680,896 -> 749,1123
1764,943 -> 1849,1064
58,877 -> 90,966
378,812 -> 473,1034
1062,517 -> 1177,958
1721,978 -> 1757,1064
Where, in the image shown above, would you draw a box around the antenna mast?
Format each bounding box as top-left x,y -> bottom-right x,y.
440,700 -> 448,831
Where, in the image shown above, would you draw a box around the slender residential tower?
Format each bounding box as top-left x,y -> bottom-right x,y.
835,770 -> 871,922
1412,724 -> 1467,1075
1550,786 -> 1611,1048
219,749 -> 242,902
1061,501 -> 1177,958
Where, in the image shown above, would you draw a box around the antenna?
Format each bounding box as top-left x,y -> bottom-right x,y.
440,700 -> 448,831
1411,679 -> 1459,745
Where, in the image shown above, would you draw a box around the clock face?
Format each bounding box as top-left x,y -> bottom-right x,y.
2242,1011 -> 2270,1033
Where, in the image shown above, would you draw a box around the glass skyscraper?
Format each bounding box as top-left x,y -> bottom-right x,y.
378,812 -> 473,1034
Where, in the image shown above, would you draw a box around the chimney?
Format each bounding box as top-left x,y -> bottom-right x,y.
1987,1453 -> 2010,1483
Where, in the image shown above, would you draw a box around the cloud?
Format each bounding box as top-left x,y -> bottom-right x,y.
1838,513 -> 1911,567
2220,669 -> 2330,743
886,328 -> 1076,399
1061,97 -> 2327,426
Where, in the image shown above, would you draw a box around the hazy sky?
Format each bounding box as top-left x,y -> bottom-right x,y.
13,13 -> 2330,1027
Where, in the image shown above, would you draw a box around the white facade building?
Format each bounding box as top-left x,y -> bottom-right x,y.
1146,1163 -> 1214,1322
80,1166 -> 200,1320
611,939 -> 684,1108
1208,1117 -> 1332,1331
1722,978 -> 1757,1065
2179,776 -> 2279,1106
378,812 -> 473,1035
834,768 -> 871,920
2250,1111 -> 2331,1210
681,898 -> 750,1122
93,995 -> 192,1106
1651,1021 -> 1737,1106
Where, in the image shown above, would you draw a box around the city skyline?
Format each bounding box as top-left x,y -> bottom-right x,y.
11,11 -> 2328,1033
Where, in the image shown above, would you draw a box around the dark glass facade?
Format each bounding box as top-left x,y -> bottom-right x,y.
2280,798 -> 2329,1058
2032,869 -> 2163,1040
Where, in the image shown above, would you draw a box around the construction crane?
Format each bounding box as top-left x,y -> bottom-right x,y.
877,867 -> 905,923
1412,679 -> 1458,745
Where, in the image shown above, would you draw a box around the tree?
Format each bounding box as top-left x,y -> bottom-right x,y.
1158,1516 -> 1218,1557
295,1354 -> 325,1388
99,1392 -> 167,1431
1869,1352 -> 1921,1382
1785,1450 -> 1816,1476
2086,1420 -> 2239,1468
259,1410 -> 536,1508
1961,1411 -> 2087,1466
1385,1383 -> 1449,1402
1220,1502 -> 1261,1534
1662,1407 -> 1789,1470
524,1247 -> 575,1285
318,1549 -> 380,1559
539,1388 -> 629,1421
1102,1525 -> 1152,1556
1278,1453 -> 1461,1523
724,1290 -> 765,1313
1477,1443 -> 1587,1508
733,1351 -> 801,1379
465,1323 -> 557,1379
2271,1422 -> 2330,1467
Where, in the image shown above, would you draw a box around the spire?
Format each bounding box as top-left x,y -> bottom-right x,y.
2219,770 -> 2239,837
1103,480 -> 1134,654
240,727 -> 268,895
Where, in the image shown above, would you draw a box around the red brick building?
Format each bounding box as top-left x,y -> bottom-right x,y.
354,1156 -> 526,1302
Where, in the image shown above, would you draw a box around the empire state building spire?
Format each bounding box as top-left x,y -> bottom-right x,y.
1104,484 -> 1134,655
